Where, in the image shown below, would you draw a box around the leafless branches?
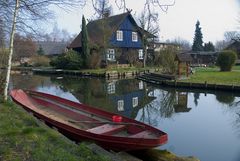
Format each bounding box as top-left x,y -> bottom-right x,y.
91,0 -> 112,19
0,0 -> 86,36
114,0 -> 175,13
1,0 -> 87,101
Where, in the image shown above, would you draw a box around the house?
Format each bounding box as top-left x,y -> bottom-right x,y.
36,41 -> 68,57
68,12 -> 155,65
153,42 -> 181,52
184,51 -> 219,66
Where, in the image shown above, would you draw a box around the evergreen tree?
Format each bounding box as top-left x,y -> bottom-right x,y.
37,45 -> 45,55
204,41 -> 215,51
192,20 -> 203,51
81,15 -> 90,68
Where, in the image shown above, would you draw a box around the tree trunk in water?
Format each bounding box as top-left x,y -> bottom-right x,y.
143,47 -> 147,68
4,0 -> 19,101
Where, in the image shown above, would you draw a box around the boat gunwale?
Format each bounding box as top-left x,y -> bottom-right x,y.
10,89 -> 168,150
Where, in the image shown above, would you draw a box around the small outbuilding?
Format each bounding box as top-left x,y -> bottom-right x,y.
175,53 -> 193,77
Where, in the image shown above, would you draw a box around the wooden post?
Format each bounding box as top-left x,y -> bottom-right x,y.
186,62 -> 189,77
178,62 -> 181,76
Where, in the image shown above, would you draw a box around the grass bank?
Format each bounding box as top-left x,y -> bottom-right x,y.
0,101 -> 109,161
180,66 -> 240,85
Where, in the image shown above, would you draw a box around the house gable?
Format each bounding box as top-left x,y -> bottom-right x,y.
68,12 -> 146,50
110,15 -> 143,48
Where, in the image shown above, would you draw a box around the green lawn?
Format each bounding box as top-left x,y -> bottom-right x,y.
180,66 -> 240,85
0,101 -> 109,161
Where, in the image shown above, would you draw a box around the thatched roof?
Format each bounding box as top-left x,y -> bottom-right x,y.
68,12 -> 155,49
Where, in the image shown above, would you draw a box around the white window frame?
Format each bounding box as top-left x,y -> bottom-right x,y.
107,82 -> 116,94
132,97 -> 138,108
117,100 -> 124,111
116,30 -> 123,41
106,49 -> 115,61
139,81 -> 144,90
132,32 -> 138,42
138,49 -> 144,60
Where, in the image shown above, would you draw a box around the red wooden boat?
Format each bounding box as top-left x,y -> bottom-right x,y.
10,89 -> 168,151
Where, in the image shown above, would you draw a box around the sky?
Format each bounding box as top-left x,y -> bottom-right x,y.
53,0 -> 240,44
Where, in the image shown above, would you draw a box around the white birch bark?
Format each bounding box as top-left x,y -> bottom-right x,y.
4,0 -> 19,101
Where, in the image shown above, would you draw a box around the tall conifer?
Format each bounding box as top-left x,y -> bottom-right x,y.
192,20 -> 203,51
81,15 -> 90,68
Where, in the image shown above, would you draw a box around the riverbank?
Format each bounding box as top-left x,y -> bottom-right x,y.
179,66 -> 240,85
137,66 -> 240,92
11,66 -> 158,79
0,101 -> 109,161
0,101 -> 199,161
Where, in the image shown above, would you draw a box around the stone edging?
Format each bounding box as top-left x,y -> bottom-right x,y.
137,75 -> 240,92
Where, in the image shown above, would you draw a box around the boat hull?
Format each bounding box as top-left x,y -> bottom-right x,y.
10,89 -> 168,151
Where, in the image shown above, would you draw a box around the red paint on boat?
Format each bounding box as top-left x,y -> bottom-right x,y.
10,89 -> 168,151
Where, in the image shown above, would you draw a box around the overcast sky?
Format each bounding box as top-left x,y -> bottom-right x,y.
53,0 -> 240,44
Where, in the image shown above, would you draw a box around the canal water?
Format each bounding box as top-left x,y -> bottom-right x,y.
10,73 -> 240,161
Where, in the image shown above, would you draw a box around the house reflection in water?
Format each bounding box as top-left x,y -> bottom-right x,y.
107,81 -> 116,94
107,79 -> 154,118
174,92 -> 191,113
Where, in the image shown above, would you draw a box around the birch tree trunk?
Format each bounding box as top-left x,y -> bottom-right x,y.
4,0 -> 19,101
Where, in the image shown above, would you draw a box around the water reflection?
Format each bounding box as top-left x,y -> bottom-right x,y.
10,73 -> 240,161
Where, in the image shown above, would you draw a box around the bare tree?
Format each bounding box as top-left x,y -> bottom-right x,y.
13,33 -> 37,64
92,0 -> 112,19
50,22 -> 61,42
114,0 -> 175,13
0,18 -> 6,48
139,6 -> 159,67
170,37 -> 191,51
224,31 -> 240,42
0,0 -> 86,101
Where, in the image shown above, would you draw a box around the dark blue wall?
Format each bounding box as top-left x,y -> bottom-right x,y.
110,16 -> 143,48
109,90 -> 145,117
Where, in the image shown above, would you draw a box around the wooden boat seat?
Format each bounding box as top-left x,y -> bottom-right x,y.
129,130 -> 155,139
87,124 -> 125,135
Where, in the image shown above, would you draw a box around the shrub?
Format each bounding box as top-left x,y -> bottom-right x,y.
216,50 -> 237,71
30,55 -> 50,67
50,50 -> 83,70
88,51 -> 101,69
156,46 -> 178,74
126,49 -> 138,67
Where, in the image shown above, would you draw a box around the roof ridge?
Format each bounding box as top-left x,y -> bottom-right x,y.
87,12 -> 129,24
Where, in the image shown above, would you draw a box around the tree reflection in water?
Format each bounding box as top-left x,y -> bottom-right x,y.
214,91 -> 240,138
229,98 -> 240,138
137,88 -> 178,126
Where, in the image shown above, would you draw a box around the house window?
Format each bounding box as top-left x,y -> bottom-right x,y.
107,49 -> 115,61
116,30 -> 123,41
132,97 -> 138,108
138,49 -> 143,60
132,32 -> 138,42
139,81 -> 143,89
107,82 -> 116,94
117,100 -> 124,111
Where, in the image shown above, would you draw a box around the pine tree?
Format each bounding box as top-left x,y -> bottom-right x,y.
37,45 -> 45,55
192,20 -> 203,51
204,41 -> 215,51
81,15 -> 90,68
